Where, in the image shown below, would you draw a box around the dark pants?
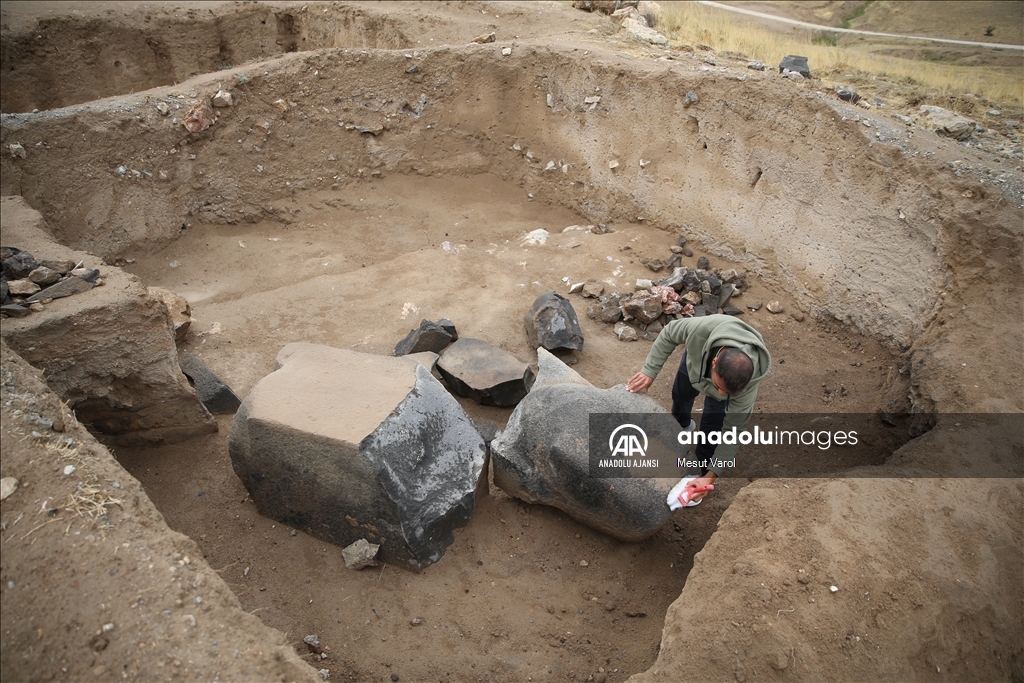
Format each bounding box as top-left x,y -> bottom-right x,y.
671,352 -> 728,469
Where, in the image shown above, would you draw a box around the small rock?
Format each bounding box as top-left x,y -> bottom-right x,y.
785,70 -> 805,82
723,306 -> 743,316
988,109 -> 1002,117
28,266 -> 61,286
71,267 -> 100,282
7,279 -> 40,296
304,634 -> 324,655
790,310 -> 805,322
684,91 -> 699,105
696,256 -> 710,269
0,304 -> 30,318
643,259 -> 665,272
64,465 -> 76,476
501,47 -> 512,56
768,652 -> 789,671
26,275 -> 93,303
767,301 -> 784,314
719,283 -> 735,304
837,87 -> 860,103
621,291 -> 663,324
747,301 -> 762,312
3,250 -> 39,279
319,670 -> 330,681
471,32 -> 496,44
410,618 -> 423,626
918,105 -> 976,140
391,674 -> 400,682
778,54 -> 810,78
613,323 -> 638,341
0,477 -> 18,501
635,278 -> 653,290
669,245 -> 683,254
212,90 -> 234,107
582,281 -> 604,298
182,100 -> 216,133
747,60 -> 766,71
682,247 -> 693,257
568,282 -> 585,294
28,303 -> 44,312
342,539 -> 380,570
394,319 -> 454,356
156,102 -> 171,115
9,142 -> 27,158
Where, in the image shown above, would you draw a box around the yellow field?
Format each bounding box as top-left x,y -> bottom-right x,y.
657,1 -> 1024,112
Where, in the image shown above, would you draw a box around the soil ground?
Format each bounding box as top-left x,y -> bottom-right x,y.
113,171 -> 896,682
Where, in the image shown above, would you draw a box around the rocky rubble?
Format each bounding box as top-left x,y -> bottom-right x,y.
1,246 -> 103,318
577,237 -> 749,341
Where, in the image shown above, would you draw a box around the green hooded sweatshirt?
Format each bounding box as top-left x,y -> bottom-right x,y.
640,314 -> 771,472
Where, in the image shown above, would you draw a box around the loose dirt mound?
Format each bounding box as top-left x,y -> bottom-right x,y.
1,2 -> 1021,682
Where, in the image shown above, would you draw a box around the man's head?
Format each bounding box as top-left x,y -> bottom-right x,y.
711,347 -> 754,395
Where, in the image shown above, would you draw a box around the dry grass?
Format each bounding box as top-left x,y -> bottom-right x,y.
66,483 -> 123,518
657,1 -> 1023,112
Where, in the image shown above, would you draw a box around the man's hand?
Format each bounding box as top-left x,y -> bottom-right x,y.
627,372 -> 654,393
686,473 -> 717,503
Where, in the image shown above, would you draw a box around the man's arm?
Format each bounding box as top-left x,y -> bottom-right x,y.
638,317 -> 696,380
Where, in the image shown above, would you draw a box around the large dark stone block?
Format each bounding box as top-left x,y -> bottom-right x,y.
436,338 -> 535,407
491,352 -> 674,542
229,342 -> 486,571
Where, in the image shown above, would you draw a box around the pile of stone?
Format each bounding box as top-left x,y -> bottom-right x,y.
1,246 -> 102,318
574,239 -> 748,341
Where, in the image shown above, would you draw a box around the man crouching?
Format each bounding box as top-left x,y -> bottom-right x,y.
627,313 -> 771,505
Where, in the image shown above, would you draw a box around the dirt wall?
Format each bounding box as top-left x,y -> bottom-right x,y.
2,40 -> 1021,392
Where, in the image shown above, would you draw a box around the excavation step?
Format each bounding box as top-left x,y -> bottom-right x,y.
228,342 -> 486,571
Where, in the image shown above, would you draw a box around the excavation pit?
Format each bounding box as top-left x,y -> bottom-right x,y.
1,3 -> 1021,683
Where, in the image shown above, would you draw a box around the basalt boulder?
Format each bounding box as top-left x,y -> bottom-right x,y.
229,342 -> 486,571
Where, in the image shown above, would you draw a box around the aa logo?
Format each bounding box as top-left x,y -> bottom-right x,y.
608,424 -> 648,458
